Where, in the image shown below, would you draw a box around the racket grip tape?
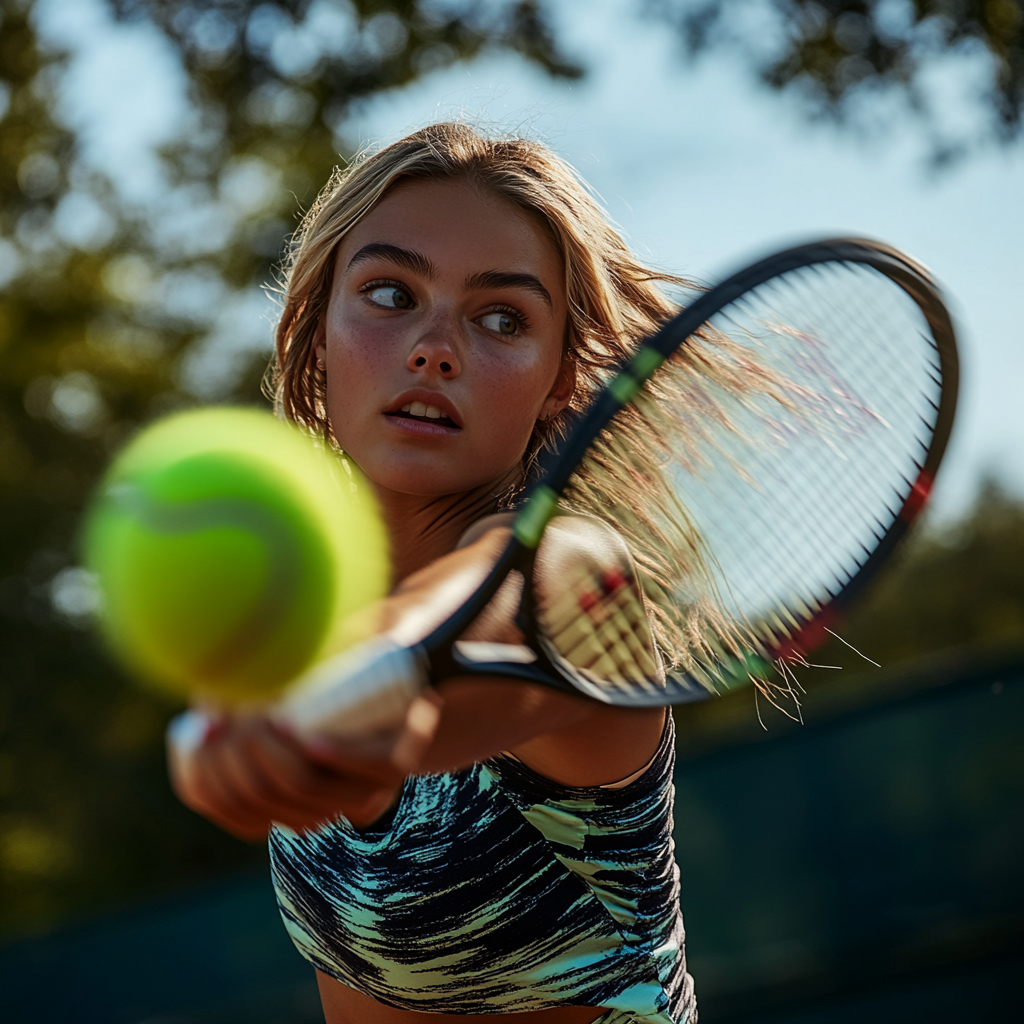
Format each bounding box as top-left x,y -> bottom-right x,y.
165,639 -> 427,791
279,638 -> 427,741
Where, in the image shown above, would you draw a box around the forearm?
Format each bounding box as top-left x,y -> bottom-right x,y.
416,675 -> 665,787
169,519 -> 665,838
415,676 -> 593,774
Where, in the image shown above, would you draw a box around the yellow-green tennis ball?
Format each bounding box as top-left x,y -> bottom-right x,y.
83,408 -> 389,704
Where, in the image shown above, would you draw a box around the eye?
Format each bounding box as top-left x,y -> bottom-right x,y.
479,312 -> 520,336
365,284 -> 414,310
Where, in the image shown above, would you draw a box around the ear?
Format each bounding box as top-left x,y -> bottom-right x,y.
313,318 -> 327,367
540,356 -> 576,421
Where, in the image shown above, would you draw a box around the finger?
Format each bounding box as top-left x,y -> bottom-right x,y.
166,709 -> 224,793
179,737 -> 282,839
170,713 -> 404,835
227,718 -> 403,829
215,719 -> 332,823
175,747 -> 276,841
166,711 -> 247,823
169,715 -> 294,840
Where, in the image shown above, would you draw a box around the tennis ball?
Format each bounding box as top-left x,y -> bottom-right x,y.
84,408 -> 389,705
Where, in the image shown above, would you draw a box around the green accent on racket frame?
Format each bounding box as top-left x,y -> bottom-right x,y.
513,486 -> 559,549
630,346 -> 665,381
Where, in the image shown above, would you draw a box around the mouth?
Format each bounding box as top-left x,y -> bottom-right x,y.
386,400 -> 461,430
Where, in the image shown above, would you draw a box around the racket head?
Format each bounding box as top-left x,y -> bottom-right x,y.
426,239 -> 959,707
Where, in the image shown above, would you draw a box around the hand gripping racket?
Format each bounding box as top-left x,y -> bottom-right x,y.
282,238 -> 958,739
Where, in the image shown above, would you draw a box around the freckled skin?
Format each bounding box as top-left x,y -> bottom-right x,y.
315,179 -> 571,499
172,176 -> 665,1024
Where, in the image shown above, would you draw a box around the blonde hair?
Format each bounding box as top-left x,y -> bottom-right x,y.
272,123 -> 783,680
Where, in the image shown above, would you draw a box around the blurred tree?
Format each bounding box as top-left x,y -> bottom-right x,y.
648,0 -> 1024,148
104,0 -> 581,398
134,0 -> 1024,154
2,0 -> 1020,945
824,479 -> 1024,663
674,480 -> 1024,749
0,0 -> 579,941
0,2 -> 211,941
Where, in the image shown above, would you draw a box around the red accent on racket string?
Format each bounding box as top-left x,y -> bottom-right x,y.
899,472 -> 933,522
578,591 -> 600,613
601,568 -> 628,594
773,607 -> 838,662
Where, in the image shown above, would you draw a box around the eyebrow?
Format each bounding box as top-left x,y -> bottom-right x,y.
347,243 -> 436,278
465,270 -> 553,309
347,245 -> 553,310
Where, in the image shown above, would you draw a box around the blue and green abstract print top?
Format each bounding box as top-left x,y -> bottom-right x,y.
269,715 -> 696,1023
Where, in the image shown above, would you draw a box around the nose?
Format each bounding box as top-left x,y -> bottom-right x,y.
406,317 -> 461,379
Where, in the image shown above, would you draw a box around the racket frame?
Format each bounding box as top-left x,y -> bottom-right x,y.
414,239 -> 959,705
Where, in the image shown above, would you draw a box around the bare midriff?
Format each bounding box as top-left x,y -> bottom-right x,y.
316,972 -> 609,1024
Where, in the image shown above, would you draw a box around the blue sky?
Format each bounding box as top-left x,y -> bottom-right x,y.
40,0 -> 1024,519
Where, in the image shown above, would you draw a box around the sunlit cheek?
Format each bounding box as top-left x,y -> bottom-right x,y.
324,320 -> 395,441
478,361 -> 555,462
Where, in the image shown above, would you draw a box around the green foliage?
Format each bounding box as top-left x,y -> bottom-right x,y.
823,479 -> 1024,664
649,0 -> 1024,145
1,0 -> 1020,944
747,480 -> 1024,728
0,0 -> 578,941
674,483 -> 1024,754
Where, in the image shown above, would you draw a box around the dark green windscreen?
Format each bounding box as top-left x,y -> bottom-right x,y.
2,654 -> 1021,1023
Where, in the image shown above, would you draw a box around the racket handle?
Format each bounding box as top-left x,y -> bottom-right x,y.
278,637 -> 427,741
165,639 -> 427,787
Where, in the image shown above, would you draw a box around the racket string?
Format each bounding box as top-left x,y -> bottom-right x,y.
620,259 -> 947,692
537,564 -> 663,694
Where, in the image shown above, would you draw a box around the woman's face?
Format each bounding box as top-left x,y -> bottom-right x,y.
315,178 -> 572,498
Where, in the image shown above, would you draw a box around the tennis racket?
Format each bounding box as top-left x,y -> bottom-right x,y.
281,238 -> 958,738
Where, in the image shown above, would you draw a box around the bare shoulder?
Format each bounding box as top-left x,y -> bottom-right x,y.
415,510 -> 667,786
537,512 -> 635,575
518,513 -> 667,787
507,698 -> 667,788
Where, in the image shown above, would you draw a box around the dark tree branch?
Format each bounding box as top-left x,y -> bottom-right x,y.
648,0 -> 1024,140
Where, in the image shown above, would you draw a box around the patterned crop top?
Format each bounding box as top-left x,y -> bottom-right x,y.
269,715 -> 696,1024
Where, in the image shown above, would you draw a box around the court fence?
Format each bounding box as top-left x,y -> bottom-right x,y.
3,644 -> 1022,1023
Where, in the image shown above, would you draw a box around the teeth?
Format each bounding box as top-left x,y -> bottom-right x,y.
395,401 -> 452,423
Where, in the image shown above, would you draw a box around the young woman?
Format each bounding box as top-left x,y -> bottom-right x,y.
172,123 -> 709,1024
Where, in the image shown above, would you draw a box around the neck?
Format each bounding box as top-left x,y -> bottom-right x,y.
375,469 -> 520,584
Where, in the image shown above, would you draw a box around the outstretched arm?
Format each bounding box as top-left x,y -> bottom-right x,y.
169,517 -> 665,840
